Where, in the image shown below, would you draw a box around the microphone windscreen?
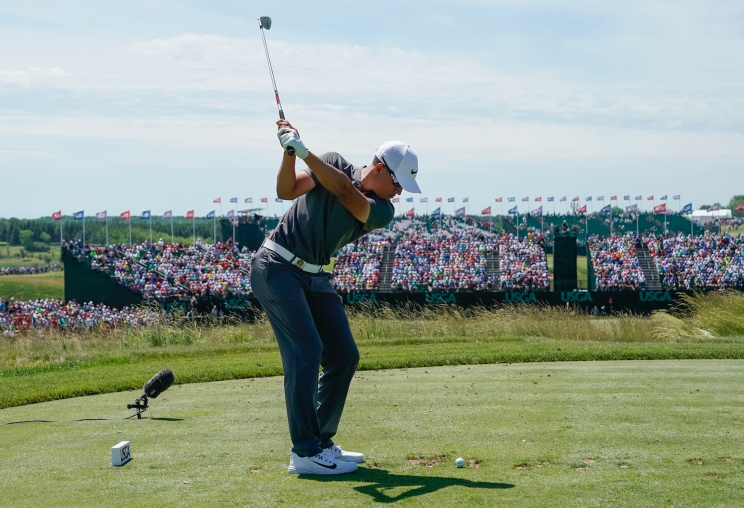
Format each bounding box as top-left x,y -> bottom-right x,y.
143,368 -> 175,399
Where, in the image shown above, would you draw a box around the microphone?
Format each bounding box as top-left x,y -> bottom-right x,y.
143,369 -> 175,399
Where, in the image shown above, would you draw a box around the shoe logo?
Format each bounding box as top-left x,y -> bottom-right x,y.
310,459 -> 337,469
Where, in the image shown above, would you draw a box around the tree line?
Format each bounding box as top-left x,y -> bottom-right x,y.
0,216 -> 236,247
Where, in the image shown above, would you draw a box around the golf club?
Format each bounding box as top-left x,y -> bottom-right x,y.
258,16 -> 294,156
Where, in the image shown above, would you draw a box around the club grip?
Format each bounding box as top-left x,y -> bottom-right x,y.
286,147 -> 295,156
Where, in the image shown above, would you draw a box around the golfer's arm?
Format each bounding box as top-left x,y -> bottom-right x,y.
303,152 -> 370,223
276,152 -> 316,200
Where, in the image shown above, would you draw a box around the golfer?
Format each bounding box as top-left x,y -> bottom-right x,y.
250,119 -> 420,475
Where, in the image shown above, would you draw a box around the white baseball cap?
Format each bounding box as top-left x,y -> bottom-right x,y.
375,141 -> 420,193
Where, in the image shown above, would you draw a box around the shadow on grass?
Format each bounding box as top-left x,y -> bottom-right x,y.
301,467 -> 514,503
148,417 -> 184,421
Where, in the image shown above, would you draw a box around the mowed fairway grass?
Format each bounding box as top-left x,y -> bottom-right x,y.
0,272 -> 64,300
1,360 -> 742,507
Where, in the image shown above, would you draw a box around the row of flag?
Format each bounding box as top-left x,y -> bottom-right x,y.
213,197 -> 284,204
51,210 -> 239,221
394,195 -> 685,204
400,202 -> 698,218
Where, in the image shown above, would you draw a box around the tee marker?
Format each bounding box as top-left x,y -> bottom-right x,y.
112,441 -> 132,466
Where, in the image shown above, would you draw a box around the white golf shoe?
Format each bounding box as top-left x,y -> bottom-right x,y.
288,450 -> 358,475
323,444 -> 365,463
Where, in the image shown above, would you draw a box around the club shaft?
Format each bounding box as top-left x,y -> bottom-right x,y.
260,26 -> 285,118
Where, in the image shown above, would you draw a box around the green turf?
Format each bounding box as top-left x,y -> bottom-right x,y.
0,245 -> 61,268
0,272 -> 64,300
1,360 -> 741,507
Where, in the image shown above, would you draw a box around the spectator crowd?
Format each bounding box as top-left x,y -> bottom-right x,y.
644,233 -> 744,290
1,264 -> 60,276
588,235 -> 646,290
0,297 -> 158,334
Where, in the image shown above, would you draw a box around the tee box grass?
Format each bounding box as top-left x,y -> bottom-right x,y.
0,360 -> 741,507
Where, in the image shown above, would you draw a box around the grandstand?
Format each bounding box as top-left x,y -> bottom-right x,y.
55,213 -> 742,315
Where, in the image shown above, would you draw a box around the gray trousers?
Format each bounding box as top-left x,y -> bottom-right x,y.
250,247 -> 359,457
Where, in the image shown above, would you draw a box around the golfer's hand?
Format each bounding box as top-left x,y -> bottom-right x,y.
276,119 -> 299,137
277,127 -> 309,159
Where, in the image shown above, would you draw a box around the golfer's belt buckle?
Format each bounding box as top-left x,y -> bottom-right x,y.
293,257 -> 306,269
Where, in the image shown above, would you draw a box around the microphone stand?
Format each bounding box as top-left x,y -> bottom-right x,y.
127,394 -> 150,419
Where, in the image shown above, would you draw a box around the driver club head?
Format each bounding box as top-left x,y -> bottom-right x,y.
259,16 -> 272,30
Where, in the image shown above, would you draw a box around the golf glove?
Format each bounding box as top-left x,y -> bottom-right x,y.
277,128 -> 309,159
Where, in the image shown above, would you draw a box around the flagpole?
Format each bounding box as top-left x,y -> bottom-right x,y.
129,216 -> 132,247
105,214 -> 109,245
60,215 -> 63,247
149,214 -> 152,245
213,214 -> 216,244
170,215 -> 174,245
193,215 -> 196,245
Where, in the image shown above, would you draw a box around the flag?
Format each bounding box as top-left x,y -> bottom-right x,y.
600,204 -> 611,214
406,197 -> 413,202
214,198 -> 221,203
635,195 -> 642,200
74,211 -> 84,220
207,211 -> 215,219
653,203 -> 667,214
535,197 -> 542,202
577,204 -> 587,214
522,197 -> 528,202
560,197 -> 566,202
185,210 -> 194,220
586,196 -> 592,202
260,197 -> 268,203
245,198 -> 253,203
406,208 -> 415,218
463,197 -> 469,202
392,197 -> 399,203
163,210 -> 173,219
660,195 -> 667,200
275,198 -> 282,203
508,197 -> 515,202
597,196 -> 604,201
681,203 -> 693,213
610,196 -> 617,201
96,211 -> 107,220
121,211 -> 130,220
735,203 -> 744,212
495,197 -> 503,203
420,197 -> 428,203
709,203 -> 721,212
431,207 -> 441,216
435,197 -> 442,202
482,206 -> 491,215
626,204 -> 638,213
139,210 -> 150,220
52,211 -> 62,221
572,197 -> 579,202
226,210 -> 235,218
547,197 -> 554,202
647,195 -> 654,200
530,206 -> 542,217
673,195 -> 680,200
447,197 -> 455,203
508,206 -> 518,215
229,198 -> 237,203
455,207 -> 465,216
624,196 -> 630,201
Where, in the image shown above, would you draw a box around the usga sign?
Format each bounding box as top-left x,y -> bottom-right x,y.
112,441 -> 132,466
560,291 -> 593,302
639,291 -> 672,302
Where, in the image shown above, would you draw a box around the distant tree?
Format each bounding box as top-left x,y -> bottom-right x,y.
40,232 -> 51,244
19,230 -> 33,249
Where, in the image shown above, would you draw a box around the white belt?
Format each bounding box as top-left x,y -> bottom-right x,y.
262,238 -> 323,274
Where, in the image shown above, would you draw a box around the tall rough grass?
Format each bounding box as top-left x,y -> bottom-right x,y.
2,293 -> 743,370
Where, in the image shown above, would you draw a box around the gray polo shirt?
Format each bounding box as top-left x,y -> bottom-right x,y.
268,152 -> 395,266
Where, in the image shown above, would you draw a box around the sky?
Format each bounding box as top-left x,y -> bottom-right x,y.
1,0 -> 743,219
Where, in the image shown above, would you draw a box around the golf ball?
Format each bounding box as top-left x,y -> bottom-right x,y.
455,458 -> 465,468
